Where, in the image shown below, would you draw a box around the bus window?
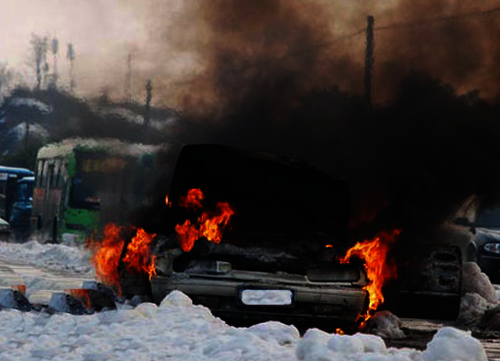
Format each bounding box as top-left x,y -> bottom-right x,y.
48,164 -> 55,189
69,176 -> 100,210
55,160 -> 62,188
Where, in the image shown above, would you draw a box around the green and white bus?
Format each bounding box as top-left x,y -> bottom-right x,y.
32,138 -> 164,244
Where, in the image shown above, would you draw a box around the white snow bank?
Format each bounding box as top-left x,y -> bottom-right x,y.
462,262 -> 497,303
0,241 -> 92,275
421,327 -> 487,361
0,291 -> 487,361
10,98 -> 52,114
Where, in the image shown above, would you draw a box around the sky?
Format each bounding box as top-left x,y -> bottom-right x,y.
1,0 -> 499,108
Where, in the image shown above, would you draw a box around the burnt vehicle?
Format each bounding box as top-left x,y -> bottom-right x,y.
457,206 -> 500,284
123,144 -> 369,329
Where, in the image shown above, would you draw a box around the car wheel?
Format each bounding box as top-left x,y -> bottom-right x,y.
465,242 -> 478,263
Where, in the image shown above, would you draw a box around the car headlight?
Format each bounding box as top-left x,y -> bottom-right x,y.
483,243 -> 500,254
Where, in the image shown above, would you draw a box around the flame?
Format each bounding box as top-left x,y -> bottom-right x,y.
339,229 -> 400,321
86,224 -> 158,293
67,289 -> 91,310
86,188 -> 234,291
179,188 -> 204,210
175,219 -> 199,252
165,194 -> 171,207
199,202 -> 234,244
86,223 -> 125,294
335,328 -> 345,335
11,285 -> 26,295
175,190 -> 235,252
122,228 -> 156,276
148,255 -> 157,280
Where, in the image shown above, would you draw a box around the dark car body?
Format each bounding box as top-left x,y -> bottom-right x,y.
461,206 -> 500,283
134,144 -> 369,328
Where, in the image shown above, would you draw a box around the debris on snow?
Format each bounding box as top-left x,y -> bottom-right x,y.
362,310 -> 406,339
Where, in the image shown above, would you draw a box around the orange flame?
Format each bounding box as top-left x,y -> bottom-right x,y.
122,228 -> 156,276
11,284 -> 26,295
86,224 -> 158,293
175,190 -> 235,252
179,188 -> 204,210
66,289 -> 92,310
86,223 -> 125,294
86,189 -> 234,291
339,229 -> 400,321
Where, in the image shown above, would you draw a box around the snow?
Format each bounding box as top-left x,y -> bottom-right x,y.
96,106 -> 177,131
461,262 -> 497,303
9,98 -> 52,114
10,122 -> 50,140
0,290 -> 488,361
37,137 -> 164,159
0,241 -> 92,275
0,241 -> 490,360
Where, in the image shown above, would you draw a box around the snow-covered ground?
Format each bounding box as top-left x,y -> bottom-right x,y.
0,241 -> 92,275
0,291 -> 488,361
0,241 -> 491,360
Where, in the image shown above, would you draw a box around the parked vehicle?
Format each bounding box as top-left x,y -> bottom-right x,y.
457,206 -> 500,283
0,165 -> 34,237
33,138 -> 162,244
123,144 -> 369,329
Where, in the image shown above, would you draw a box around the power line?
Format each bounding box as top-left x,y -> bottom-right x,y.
173,5 -> 500,88
375,6 -> 500,31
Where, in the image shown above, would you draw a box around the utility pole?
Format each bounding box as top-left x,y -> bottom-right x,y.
67,43 -> 76,93
125,53 -> 132,101
364,15 -> 375,108
144,79 -> 152,128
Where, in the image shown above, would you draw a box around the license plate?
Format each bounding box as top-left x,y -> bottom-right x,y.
240,289 -> 293,306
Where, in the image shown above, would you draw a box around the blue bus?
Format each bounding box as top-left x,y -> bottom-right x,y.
0,166 -> 35,236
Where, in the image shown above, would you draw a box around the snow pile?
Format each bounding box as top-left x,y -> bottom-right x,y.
421,327 -> 487,361
462,262 -> 497,303
0,291 -> 488,361
0,241 -> 92,275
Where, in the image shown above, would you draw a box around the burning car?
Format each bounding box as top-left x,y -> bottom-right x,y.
118,144 -> 370,329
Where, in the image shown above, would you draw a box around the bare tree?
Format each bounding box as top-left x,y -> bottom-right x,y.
31,34 -> 48,91
66,42 -> 76,92
0,63 -> 13,95
50,37 -> 59,88
144,79 -> 152,127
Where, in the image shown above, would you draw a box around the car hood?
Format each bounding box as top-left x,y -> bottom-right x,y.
475,227 -> 500,244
